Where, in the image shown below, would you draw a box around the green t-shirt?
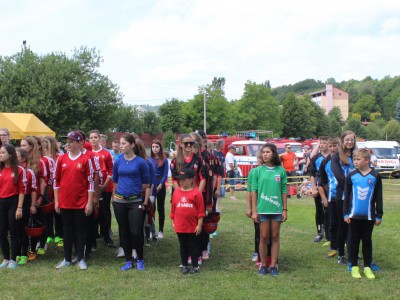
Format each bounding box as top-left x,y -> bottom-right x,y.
252,165 -> 288,214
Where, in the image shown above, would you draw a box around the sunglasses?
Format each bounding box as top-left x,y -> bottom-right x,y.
287,147 -> 292,149
182,142 -> 195,147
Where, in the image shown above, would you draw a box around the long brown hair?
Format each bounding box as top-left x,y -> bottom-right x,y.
339,130 -> 356,165
121,133 -> 139,156
135,139 -> 147,160
0,144 -> 19,184
22,136 -> 41,175
150,139 -> 165,167
176,134 -> 193,173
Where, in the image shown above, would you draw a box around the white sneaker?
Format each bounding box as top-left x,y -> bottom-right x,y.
132,249 -> 138,260
56,259 -> 71,269
202,250 -> 209,260
158,231 -> 164,239
78,259 -> 88,270
116,247 -> 125,258
252,253 -> 258,262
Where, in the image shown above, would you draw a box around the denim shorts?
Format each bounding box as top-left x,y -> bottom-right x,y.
227,170 -> 236,186
259,214 -> 283,222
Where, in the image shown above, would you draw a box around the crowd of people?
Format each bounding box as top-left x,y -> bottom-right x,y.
246,130 -> 383,279
0,127 -> 384,279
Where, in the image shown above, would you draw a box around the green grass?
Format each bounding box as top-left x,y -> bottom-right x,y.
2,181 -> 400,300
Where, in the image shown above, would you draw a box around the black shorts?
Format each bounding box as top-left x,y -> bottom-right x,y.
286,171 -> 297,183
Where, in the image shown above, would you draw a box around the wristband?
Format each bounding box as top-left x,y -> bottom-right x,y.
17,208 -> 23,211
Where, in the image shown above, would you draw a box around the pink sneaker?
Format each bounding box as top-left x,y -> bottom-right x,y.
198,257 -> 202,265
202,250 -> 209,260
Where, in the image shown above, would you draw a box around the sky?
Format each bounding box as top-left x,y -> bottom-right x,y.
1,0 -> 400,105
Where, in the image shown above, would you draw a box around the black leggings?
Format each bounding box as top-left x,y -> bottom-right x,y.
0,196 -> 20,261
154,185 -> 166,233
113,201 -> 145,261
336,200 -> 348,257
60,209 -> 88,261
348,219 -> 374,267
99,191 -> 112,241
314,195 -> 324,233
254,222 -> 260,254
177,233 -> 199,268
18,196 -> 31,257
329,201 -> 338,250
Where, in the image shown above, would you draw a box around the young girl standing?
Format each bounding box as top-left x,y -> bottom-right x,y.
150,140 -> 169,239
170,168 -> 204,274
0,144 -> 26,269
251,143 -> 288,276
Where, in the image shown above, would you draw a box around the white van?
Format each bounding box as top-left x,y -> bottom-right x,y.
357,141 -> 400,172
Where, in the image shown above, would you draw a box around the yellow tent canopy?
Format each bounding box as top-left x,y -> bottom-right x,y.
0,113 -> 55,139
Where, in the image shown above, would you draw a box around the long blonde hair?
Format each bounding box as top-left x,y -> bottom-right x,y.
22,136 -> 41,175
176,134 -> 193,173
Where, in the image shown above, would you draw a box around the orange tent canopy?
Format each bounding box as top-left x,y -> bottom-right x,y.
0,113 -> 55,139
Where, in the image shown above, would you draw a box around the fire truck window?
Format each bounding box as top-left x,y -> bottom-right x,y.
234,146 -> 245,155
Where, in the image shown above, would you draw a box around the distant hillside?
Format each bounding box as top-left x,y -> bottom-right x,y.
136,104 -> 160,113
271,79 -> 325,103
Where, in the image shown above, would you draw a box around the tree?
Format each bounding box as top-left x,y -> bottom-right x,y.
383,119 -> 400,142
143,111 -> 161,134
327,107 -> 344,136
352,95 -> 380,121
235,81 -> 281,135
281,93 -> 313,139
163,130 -> 177,153
0,46 -> 123,135
395,100 -> 400,122
365,122 -> 384,140
343,117 -> 367,138
112,104 -> 144,133
158,98 -> 185,133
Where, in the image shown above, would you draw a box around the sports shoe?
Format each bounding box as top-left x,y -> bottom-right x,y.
296,194 -> 302,199
132,249 -> 138,260
347,263 -> 352,272
145,239 -> 151,247
37,248 -> 46,255
351,266 -> 362,279
78,259 -> 88,270
314,233 -> 323,242
190,267 -> 199,274
8,260 -> 18,270
198,257 -> 202,265
71,256 -> 78,264
16,256 -> 21,262
121,261 -> 134,271
158,231 -> 164,239
91,246 -> 97,252
258,266 -> 268,275
137,259 -> 144,271
326,250 -> 338,258
364,267 -> 375,279
269,266 -> 279,276
18,256 -> 28,266
55,259 -> 71,269
371,262 -> 380,271
27,251 -> 37,261
323,241 -> 331,247
337,256 -> 347,265
252,253 -> 259,262
212,231 -> 217,237
46,237 -> 53,244
182,266 -> 190,274
117,247 -> 125,258
0,259 -> 10,268
202,250 -> 209,260
54,236 -> 62,244
188,256 -> 192,265
57,239 -> 64,247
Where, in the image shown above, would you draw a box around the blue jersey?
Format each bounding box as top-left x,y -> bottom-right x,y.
343,168 -> 383,221
319,155 -> 338,202
113,156 -> 149,196
331,152 -> 355,200
149,157 -> 169,186
146,159 -> 156,195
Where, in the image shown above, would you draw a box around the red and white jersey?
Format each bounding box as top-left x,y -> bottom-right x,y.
0,166 -> 26,198
53,152 -> 95,209
92,146 -> 114,192
25,168 -> 38,195
42,155 -> 56,186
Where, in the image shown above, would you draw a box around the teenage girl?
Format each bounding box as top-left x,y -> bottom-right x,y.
150,139 -> 169,239
251,143 -> 288,276
54,131 -> 95,270
331,130 -> 356,265
170,168 -> 204,274
16,148 -> 37,266
112,133 -> 149,271
0,144 -> 25,269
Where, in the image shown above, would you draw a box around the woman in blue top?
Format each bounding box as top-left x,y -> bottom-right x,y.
112,133 -> 149,271
331,130 -> 356,265
150,139 -> 169,239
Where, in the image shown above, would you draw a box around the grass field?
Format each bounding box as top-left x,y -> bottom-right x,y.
1,181 -> 399,300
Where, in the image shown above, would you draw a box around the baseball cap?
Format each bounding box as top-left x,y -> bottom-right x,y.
304,145 -> 310,149
177,168 -> 195,180
195,130 -> 206,139
228,144 -> 235,150
62,131 -> 83,142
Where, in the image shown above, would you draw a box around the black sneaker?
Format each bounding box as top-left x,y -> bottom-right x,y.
287,195 -> 291,198
297,194 -> 302,199
182,266 -> 190,274
337,256 -> 347,265
190,267 -> 199,274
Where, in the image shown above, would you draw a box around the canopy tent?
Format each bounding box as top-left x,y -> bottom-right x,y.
0,113 -> 55,139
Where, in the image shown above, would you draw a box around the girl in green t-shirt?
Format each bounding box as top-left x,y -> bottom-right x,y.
251,143 -> 288,276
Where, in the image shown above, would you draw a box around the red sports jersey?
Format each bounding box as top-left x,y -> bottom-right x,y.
170,153 -> 206,188
170,187 -> 205,233
92,147 -> 114,192
53,152 -> 94,209
25,168 -> 38,195
0,166 -> 26,198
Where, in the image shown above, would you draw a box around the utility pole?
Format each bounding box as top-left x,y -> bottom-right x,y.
203,93 -> 206,133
